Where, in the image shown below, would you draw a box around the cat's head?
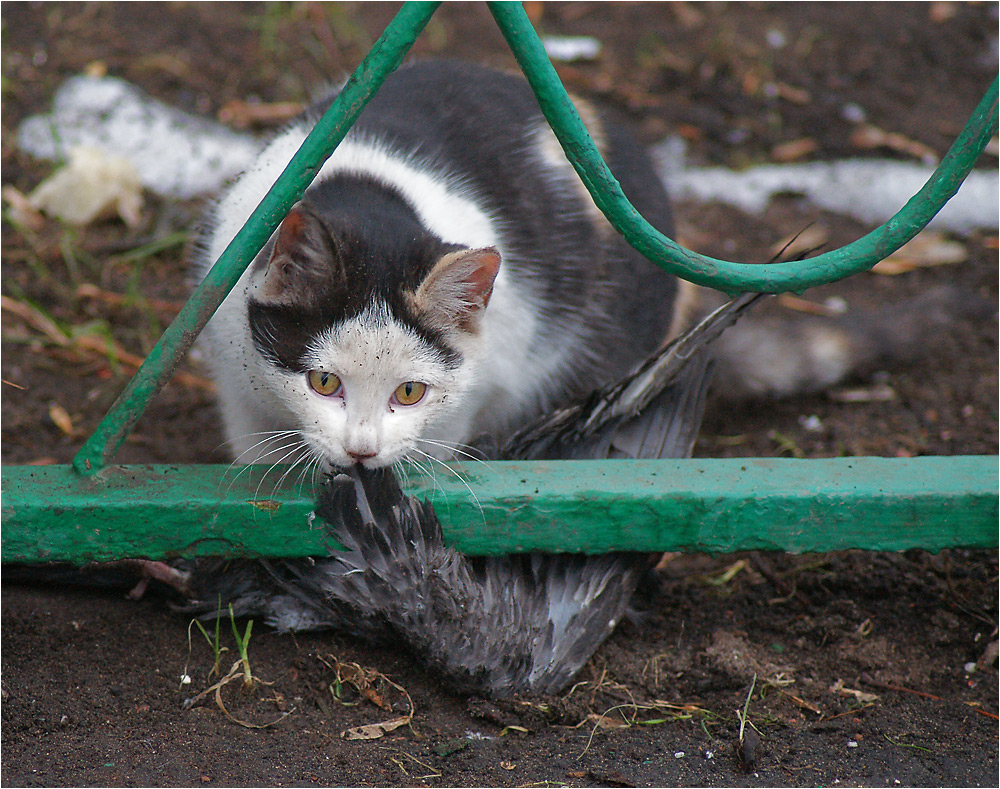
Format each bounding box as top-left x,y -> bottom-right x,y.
245,197 -> 500,470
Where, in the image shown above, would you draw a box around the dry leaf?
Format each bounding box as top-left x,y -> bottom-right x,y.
586,712 -> 629,729
49,404 -> 76,436
775,688 -> 823,715
342,715 -> 411,740
75,284 -> 185,315
770,81 -> 812,105
872,232 -> 967,275
777,294 -> 848,317
771,137 -> 818,162
928,2 -> 958,23
830,679 -> 879,704
654,551 -> 681,571
362,687 -> 390,711
83,60 -> 108,78
670,1 -> 705,28
28,146 -> 144,227
2,186 -> 46,230
1,295 -> 69,344
850,124 -> 939,164
828,384 -> 896,403
218,99 -> 304,129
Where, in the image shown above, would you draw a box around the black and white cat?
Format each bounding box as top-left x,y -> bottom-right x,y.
196,59 -> 691,473
22,59 -> 979,697
199,58 -> 972,474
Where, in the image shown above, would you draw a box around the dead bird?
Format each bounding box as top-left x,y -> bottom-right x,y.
167,297 -> 752,697
203,466 -> 648,697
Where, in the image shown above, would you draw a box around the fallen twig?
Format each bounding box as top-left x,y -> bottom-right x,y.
319,655 -> 416,740
859,673 -> 941,701
75,283 -> 187,315
2,294 -> 215,392
859,673 -> 998,720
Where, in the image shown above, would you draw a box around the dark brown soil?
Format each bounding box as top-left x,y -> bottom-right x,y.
2,3 -> 997,787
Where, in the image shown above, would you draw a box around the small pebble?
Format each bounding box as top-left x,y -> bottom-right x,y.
841,102 -> 867,123
765,29 -> 787,49
674,751 -> 685,759
799,414 -> 823,432
964,661 -> 977,674
848,740 -> 859,748
824,296 -> 849,314
725,128 -> 750,145
541,36 -> 601,62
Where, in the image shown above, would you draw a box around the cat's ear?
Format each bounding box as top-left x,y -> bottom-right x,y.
256,204 -> 343,306
413,247 -> 501,332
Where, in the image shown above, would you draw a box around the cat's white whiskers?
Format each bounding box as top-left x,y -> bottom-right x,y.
397,456 -> 428,495
273,443 -> 315,496
222,430 -> 303,493
294,449 -> 327,494
226,430 -> 302,468
216,429 -> 297,454
415,437 -> 495,471
392,459 -> 412,491
401,451 -> 451,509
409,447 -> 486,525
252,439 -> 313,506
310,453 -> 330,491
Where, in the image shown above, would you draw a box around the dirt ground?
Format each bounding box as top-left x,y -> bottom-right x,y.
2,3 -> 998,787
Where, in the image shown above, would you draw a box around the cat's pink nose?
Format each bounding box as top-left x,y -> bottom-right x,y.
348,450 -> 377,463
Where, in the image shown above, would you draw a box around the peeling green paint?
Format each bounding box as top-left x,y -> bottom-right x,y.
3,457 -> 995,563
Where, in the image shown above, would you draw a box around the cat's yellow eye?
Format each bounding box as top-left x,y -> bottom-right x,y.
392,381 -> 427,406
307,370 -> 342,396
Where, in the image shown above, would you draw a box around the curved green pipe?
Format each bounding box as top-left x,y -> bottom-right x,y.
488,1 -> 998,294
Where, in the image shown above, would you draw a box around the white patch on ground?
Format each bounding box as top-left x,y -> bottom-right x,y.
654,135 -> 998,233
16,75 -> 998,234
17,75 -> 261,199
24,145 -> 144,226
541,35 -> 602,62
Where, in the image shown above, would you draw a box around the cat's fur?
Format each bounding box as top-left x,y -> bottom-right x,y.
195,59 -> 977,472
196,59 -> 683,471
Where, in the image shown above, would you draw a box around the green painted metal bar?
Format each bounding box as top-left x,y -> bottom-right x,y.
3,457 -> 996,563
70,1 -> 441,476
488,1 -> 999,295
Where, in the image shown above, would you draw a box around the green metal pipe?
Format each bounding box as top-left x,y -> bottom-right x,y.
70,1 -> 440,476
488,1 -> 998,295
3,457 -> 996,563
